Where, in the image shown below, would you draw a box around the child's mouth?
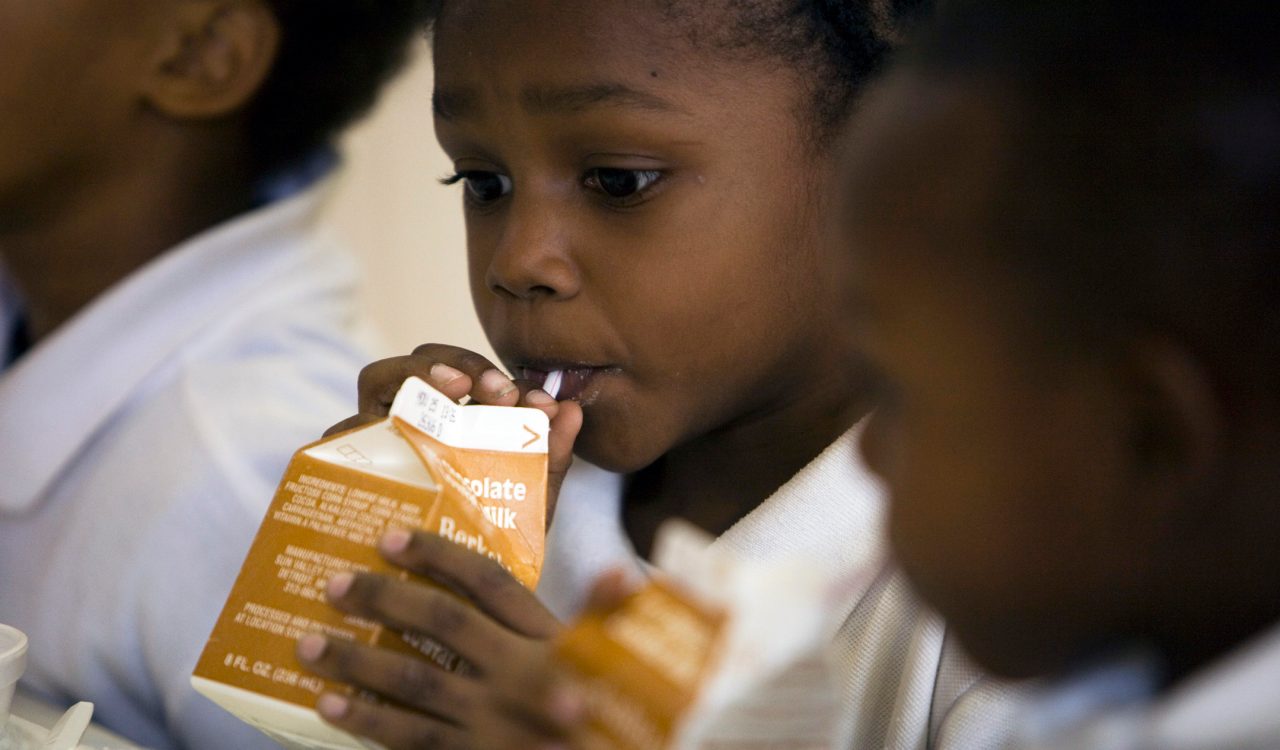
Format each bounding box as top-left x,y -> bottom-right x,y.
515,365 -> 614,402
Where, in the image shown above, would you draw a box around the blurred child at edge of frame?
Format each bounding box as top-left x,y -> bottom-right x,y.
0,2 -> 434,749
844,1 -> 1280,748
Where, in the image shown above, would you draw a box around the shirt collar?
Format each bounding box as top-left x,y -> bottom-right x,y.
712,423 -> 884,563
540,424 -> 880,620
1018,622 -> 1280,749
0,262 -> 25,369
709,422 -> 888,628
1016,650 -> 1161,748
1146,621 -> 1280,747
0,182 -> 339,514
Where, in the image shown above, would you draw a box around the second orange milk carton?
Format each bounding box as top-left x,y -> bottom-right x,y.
553,521 -> 850,750
192,375 -> 549,749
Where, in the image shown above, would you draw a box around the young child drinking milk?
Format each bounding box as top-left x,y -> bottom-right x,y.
296,1 -> 1026,748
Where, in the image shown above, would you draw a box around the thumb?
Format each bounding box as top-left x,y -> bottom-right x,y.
545,400 -> 583,525
583,569 -> 637,614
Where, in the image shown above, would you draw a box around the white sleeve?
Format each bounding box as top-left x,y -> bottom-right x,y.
128,356 -> 360,750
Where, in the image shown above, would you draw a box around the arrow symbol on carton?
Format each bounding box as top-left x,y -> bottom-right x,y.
522,425 -> 542,449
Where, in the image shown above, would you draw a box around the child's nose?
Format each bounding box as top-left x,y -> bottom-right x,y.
485,197 -> 580,301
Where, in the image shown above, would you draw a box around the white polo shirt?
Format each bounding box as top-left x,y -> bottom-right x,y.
0,184 -> 375,750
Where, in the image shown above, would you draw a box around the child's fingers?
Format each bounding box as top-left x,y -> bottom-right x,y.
494,673 -> 588,738
546,400 -> 582,473
513,379 -> 556,411
323,571 -> 524,674
312,690 -> 470,750
409,343 -> 521,406
356,353 -> 479,415
376,530 -> 562,639
296,635 -> 480,725
583,569 -> 638,614
482,713 -> 578,750
545,400 -> 582,521
510,391 -> 581,523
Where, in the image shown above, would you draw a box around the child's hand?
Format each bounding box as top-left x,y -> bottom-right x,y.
296,528 -> 590,749
324,344 -> 582,520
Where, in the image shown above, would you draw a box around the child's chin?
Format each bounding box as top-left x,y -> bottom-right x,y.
571,420 -> 667,476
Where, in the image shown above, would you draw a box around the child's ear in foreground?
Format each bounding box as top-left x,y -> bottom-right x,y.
1118,336 -> 1225,515
144,0 -> 280,119
1094,335 -> 1230,620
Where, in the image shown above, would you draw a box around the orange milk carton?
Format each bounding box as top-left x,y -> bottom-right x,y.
553,521 -> 852,750
192,376 -> 549,749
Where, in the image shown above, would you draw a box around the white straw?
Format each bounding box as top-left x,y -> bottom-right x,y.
542,369 -> 564,399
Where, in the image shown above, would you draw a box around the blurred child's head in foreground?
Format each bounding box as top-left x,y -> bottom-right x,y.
0,0 -> 434,223
847,0 -> 1280,683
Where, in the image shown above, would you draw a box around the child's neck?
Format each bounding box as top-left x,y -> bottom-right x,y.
622,371 -> 874,558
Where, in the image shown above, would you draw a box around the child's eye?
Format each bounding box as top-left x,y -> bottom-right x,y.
441,170 -> 512,205
583,168 -> 662,204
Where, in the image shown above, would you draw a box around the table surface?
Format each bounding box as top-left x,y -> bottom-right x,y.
10,687 -> 148,750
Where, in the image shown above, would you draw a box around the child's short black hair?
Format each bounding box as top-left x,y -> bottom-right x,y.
661,0 -> 933,145
427,1 -> 930,149
247,0 -> 441,178
906,0 -> 1280,394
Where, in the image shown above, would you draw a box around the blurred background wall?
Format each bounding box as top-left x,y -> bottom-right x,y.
318,42 -> 497,362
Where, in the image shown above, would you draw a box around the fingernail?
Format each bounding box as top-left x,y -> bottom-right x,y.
547,688 -> 585,725
429,363 -> 465,385
380,527 -> 411,555
327,572 -> 354,599
480,368 -> 517,398
525,389 -> 555,405
297,633 -> 328,662
317,693 -> 350,720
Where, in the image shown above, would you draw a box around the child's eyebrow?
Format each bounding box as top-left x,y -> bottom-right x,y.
522,83 -> 688,115
433,82 -> 688,121
433,87 -> 471,121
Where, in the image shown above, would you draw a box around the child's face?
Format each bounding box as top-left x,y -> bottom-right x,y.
845,75 -> 1147,678
433,0 -> 856,473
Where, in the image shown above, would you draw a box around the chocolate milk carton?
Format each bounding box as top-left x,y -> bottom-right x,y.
553,522 -> 853,750
192,376 -> 549,749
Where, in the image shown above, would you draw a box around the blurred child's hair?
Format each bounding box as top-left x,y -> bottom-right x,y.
906,0 -> 1279,398
247,0 -> 441,178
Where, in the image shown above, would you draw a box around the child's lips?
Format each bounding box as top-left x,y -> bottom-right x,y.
515,365 -> 616,402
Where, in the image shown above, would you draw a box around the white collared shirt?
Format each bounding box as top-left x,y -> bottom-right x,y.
1015,624 -> 1280,750
0,184 -> 375,750
540,426 -> 1027,749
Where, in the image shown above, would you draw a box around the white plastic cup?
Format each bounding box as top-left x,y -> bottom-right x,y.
0,623 -> 28,732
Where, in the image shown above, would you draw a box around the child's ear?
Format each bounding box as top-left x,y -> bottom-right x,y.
144,0 -> 280,119
1121,337 -> 1225,494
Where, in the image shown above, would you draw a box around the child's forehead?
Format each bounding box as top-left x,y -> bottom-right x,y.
437,1 -> 688,57
433,0 -> 763,82
431,1 -> 806,129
